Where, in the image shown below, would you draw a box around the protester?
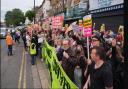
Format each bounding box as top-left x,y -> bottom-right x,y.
83,46 -> 113,89
90,35 -> 101,48
24,22 -> 124,89
29,41 -> 37,65
10,30 -> 15,40
61,39 -> 77,82
37,31 -> 44,58
109,39 -> 124,89
56,38 -> 64,61
75,45 -> 87,89
22,33 -> 27,51
32,31 -> 39,56
26,32 -> 31,51
15,30 -> 20,44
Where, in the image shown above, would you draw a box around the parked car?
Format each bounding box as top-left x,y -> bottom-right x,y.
0,27 -> 7,39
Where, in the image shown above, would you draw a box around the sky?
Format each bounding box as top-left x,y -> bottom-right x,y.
1,0 -> 44,22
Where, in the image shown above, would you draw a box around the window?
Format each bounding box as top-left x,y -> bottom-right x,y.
121,5 -> 123,8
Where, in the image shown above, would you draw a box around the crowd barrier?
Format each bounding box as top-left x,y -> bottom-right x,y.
42,40 -> 78,89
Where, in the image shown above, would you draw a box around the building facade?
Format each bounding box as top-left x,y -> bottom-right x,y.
49,0 -> 65,16
36,0 -> 51,22
36,0 -> 124,32
64,0 -> 89,24
89,0 -> 124,32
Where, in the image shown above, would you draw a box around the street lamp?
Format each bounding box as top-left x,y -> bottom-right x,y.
34,0 -> 35,24
62,0 -> 65,15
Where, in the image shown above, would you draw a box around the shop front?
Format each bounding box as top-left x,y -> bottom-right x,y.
89,0 -> 124,33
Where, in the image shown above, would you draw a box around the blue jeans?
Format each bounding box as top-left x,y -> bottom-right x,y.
38,46 -> 42,58
31,55 -> 36,65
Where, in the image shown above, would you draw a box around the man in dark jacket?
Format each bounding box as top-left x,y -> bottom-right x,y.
22,33 -> 27,51
61,39 -> 77,82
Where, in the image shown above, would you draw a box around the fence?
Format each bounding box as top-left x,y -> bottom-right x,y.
42,40 -> 78,89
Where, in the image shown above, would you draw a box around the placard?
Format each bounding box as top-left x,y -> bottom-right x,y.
52,16 -> 64,29
83,15 -> 92,37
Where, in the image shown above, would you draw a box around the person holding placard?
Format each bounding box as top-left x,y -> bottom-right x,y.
83,46 -> 113,89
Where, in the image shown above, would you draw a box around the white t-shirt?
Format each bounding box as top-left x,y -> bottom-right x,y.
38,34 -> 44,43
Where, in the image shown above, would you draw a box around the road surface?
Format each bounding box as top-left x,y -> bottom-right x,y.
1,39 -> 50,88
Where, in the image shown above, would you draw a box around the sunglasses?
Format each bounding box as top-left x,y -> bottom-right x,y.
91,39 -> 99,42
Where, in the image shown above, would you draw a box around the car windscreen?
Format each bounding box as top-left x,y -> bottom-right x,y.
1,28 -> 6,33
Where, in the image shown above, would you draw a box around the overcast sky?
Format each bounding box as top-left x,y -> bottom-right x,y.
1,0 -> 44,22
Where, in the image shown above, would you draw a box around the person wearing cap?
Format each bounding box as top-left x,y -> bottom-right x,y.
89,36 -> 124,89
91,35 -> 102,48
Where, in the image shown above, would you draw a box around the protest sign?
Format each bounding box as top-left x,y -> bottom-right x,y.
72,24 -> 80,33
83,15 -> 92,59
83,15 -> 92,37
52,16 -> 64,29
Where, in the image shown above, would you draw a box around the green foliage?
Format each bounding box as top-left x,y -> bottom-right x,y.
5,8 -> 25,27
5,11 -> 13,26
25,10 -> 35,22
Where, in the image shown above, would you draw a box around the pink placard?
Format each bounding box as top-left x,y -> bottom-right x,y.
83,15 -> 92,37
84,27 -> 92,37
52,16 -> 64,29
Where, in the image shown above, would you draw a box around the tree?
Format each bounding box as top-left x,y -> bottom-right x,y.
12,9 -> 25,26
5,11 -> 13,26
5,8 -> 25,27
25,10 -> 35,22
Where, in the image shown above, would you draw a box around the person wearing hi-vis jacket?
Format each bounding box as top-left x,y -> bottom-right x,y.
30,42 -> 37,65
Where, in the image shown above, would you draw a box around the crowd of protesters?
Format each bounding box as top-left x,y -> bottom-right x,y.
19,23 -> 124,89
43,26 -> 124,89
20,28 -> 45,65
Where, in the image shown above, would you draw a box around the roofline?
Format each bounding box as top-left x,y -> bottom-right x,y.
38,0 -> 45,9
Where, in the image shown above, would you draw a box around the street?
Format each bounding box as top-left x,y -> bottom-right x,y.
1,39 -> 50,88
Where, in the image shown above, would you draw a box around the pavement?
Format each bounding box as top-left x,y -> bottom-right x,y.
1,39 -> 50,89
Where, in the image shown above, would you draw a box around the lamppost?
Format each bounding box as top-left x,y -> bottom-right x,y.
62,0 -> 65,17
34,0 -> 35,24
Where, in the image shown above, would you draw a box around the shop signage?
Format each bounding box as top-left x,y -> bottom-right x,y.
89,0 -> 123,10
